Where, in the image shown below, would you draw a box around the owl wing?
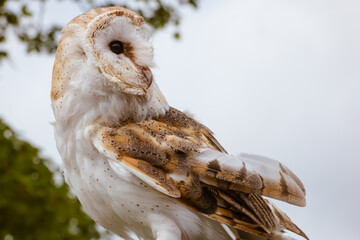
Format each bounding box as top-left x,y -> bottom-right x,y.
90,107 -> 307,239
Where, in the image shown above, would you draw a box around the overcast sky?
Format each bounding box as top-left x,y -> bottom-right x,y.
1,0 -> 359,239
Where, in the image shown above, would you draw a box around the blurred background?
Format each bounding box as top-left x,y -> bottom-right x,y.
0,0 -> 359,239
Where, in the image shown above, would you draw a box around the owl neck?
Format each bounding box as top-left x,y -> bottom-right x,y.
52,81 -> 169,128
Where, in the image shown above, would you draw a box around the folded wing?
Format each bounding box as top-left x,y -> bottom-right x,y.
90,107 -> 307,239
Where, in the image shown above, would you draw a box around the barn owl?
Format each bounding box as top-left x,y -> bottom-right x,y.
51,7 -> 308,240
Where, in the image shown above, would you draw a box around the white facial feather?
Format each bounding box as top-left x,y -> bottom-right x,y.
82,12 -> 154,95
90,17 -> 154,66
87,17 -> 154,92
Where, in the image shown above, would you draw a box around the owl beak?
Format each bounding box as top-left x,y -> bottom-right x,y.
139,66 -> 153,91
109,65 -> 153,96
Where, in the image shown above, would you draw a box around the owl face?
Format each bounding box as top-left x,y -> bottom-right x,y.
52,7 -> 155,101
84,9 -> 154,95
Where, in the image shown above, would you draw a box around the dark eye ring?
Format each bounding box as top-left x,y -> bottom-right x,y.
109,40 -> 124,54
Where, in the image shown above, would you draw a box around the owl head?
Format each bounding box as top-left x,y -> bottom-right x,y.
51,7 -> 155,103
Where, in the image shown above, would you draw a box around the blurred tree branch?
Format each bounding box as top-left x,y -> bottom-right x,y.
0,0 -> 198,62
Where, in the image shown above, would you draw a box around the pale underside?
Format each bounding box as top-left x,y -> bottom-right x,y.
90,107 -> 308,240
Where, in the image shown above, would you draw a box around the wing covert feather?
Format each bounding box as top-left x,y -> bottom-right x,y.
112,156 -> 181,198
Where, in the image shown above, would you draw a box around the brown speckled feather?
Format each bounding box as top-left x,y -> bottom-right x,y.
91,107 -> 308,239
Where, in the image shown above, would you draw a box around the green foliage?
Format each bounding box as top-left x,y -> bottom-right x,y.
0,119 -> 108,240
0,0 -> 198,63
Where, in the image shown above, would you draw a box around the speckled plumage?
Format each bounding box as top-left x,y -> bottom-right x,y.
51,7 -> 308,240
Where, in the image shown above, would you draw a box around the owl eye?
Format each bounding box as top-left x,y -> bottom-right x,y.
109,41 -> 124,54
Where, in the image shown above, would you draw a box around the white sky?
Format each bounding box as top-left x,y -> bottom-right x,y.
1,0 -> 360,239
